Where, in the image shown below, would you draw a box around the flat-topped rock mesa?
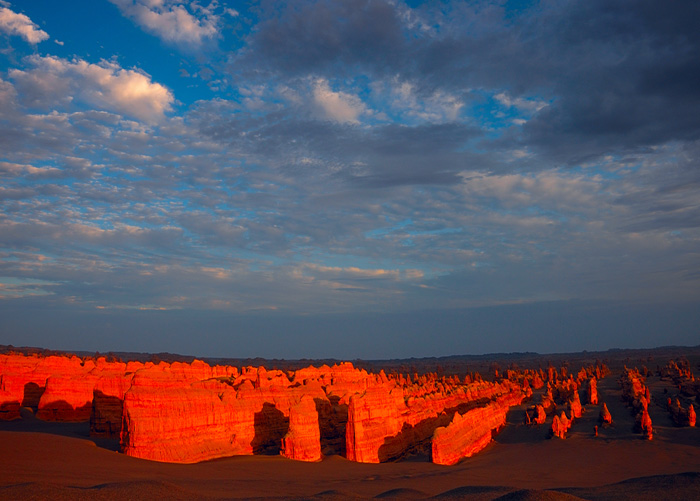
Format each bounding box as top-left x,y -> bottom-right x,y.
0,354 -> 92,410
0,354 -> 126,422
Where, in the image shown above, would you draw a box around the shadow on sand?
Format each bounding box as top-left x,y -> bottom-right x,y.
0,407 -> 120,452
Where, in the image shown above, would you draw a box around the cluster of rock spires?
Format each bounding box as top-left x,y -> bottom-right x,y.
620,367 -> 654,439
522,364 -> 610,440
658,359 -> 697,428
1,353 -> 533,465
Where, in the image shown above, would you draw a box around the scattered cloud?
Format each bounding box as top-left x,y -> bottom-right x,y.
109,0 -> 220,47
1,0 -> 700,356
311,78 -> 366,124
9,55 -> 174,122
0,6 -> 49,44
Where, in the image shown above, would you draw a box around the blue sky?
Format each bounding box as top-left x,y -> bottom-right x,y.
1,0 -> 699,358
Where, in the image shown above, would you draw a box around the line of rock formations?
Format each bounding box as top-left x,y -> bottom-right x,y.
1,353 -> 533,465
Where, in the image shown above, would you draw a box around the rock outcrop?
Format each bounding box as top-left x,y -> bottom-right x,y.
431,392 -> 521,465
345,385 -> 406,463
568,390 -> 583,419
668,398 -> 697,427
551,411 -> 572,439
689,404 -> 696,427
599,402 -> 613,425
587,377 -> 599,405
635,408 -> 653,440
281,395 -> 322,462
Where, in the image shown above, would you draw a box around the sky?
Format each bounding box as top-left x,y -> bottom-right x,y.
0,0 -> 699,359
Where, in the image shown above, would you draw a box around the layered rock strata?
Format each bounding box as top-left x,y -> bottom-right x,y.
431,390 -> 523,465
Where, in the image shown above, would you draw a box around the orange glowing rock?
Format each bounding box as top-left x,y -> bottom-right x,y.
431,391 -> 521,466
599,402 -> 613,425
636,408 -> 653,440
0,354 -> 88,409
90,371 -> 135,437
588,377 -> 599,405
281,395 -> 322,462
36,374 -> 98,421
121,379 -> 242,463
119,364 -> 329,463
568,390 -> 583,419
345,385 -> 405,463
689,404 -> 696,427
552,411 -> 571,439
344,377 -> 526,464
534,404 -> 546,425
0,388 -> 20,420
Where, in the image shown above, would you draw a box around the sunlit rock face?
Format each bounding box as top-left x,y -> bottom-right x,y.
431,388 -> 525,466
281,394 -> 322,462
588,377 -> 599,405
345,378 -> 527,464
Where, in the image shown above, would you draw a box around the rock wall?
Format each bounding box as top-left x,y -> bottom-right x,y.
346,379 -> 526,463
431,389 -> 524,465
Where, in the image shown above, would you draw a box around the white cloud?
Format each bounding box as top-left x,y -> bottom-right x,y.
9,55 -> 174,123
109,0 -> 219,46
459,169 -> 601,211
378,77 -> 465,123
495,92 -> 548,112
0,6 -> 49,44
312,78 -> 366,124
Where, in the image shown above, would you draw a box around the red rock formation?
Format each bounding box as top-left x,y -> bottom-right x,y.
36,374 -> 98,421
530,371 -> 544,390
599,402 -> 613,425
568,390 -> 583,419
345,385 -> 405,463
620,368 -> 649,412
90,371 -> 134,437
534,404 -> 546,425
431,393 -> 517,465
345,378 -> 526,464
3,352 -> 549,465
587,377 -> 599,405
668,398 -> 697,427
689,404 -> 696,427
551,411 -> 571,439
120,363 -> 329,463
281,395 -> 322,462
636,409 -> 653,440
0,386 -> 20,420
524,403 -> 547,426
540,386 -> 556,415
121,379 -> 242,463
0,354 -> 87,409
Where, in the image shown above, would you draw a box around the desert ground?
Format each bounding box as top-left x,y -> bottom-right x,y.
1,348 -> 699,500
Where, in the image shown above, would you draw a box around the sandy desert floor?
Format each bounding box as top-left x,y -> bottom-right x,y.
1,374 -> 699,500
